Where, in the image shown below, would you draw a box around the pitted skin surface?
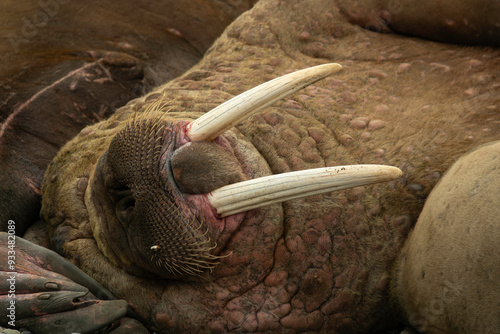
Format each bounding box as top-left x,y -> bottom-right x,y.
40,0 -> 499,333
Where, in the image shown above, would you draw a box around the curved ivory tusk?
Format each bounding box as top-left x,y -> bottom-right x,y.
207,165 -> 402,217
187,63 -> 343,141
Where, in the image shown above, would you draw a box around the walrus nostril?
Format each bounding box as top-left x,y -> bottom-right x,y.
106,187 -> 135,223
115,193 -> 135,223
170,141 -> 246,194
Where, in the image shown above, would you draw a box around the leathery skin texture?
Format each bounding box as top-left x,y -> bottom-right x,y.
391,141 -> 500,334
39,0 -> 499,333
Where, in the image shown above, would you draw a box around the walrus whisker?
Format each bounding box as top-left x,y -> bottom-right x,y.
186,63 -> 342,142
208,165 -> 402,216
185,239 -> 216,249
142,91 -> 169,116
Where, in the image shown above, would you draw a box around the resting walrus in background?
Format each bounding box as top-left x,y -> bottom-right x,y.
1,0 -> 499,333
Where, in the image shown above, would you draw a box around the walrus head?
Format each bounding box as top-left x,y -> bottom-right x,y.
71,64 -> 401,279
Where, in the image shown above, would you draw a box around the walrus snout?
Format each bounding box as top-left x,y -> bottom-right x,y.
89,116 -> 225,279
170,141 -> 247,194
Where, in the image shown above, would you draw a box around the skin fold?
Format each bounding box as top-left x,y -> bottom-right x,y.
1,0 -> 499,333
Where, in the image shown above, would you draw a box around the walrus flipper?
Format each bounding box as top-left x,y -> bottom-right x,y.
0,232 -> 148,333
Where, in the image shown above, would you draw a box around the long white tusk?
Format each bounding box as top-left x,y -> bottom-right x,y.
186,63 -> 343,141
207,165 -> 402,217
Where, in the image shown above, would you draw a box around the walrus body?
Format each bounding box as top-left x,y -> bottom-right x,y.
338,0 -> 500,46
391,141 -> 500,333
0,0 -> 499,333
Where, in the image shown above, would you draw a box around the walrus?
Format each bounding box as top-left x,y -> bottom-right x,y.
1,0 -> 499,333
391,141 -> 500,334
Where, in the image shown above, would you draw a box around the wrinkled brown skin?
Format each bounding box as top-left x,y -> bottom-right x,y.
0,0 -> 496,333
36,0 -> 500,333
391,141 -> 500,334
0,0 -> 256,235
